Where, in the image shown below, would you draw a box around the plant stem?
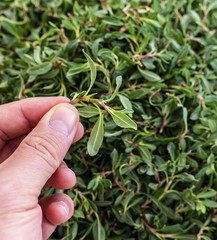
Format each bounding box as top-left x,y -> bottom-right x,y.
158,173 -> 175,201
141,219 -> 173,239
70,96 -> 110,111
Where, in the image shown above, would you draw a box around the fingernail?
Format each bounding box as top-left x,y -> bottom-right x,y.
57,201 -> 69,215
49,107 -> 77,136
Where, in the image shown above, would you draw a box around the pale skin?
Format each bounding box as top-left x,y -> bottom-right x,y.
0,97 -> 84,240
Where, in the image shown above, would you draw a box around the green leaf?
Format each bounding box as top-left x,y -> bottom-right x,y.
190,10 -> 201,24
201,76 -> 211,94
33,46 -> 41,64
27,62 -> 53,75
181,15 -> 191,34
102,179 -> 112,188
83,51 -> 97,95
128,88 -> 152,99
208,119 -> 217,133
124,191 -> 135,207
108,109 -> 137,130
71,91 -> 87,100
78,106 -> 99,118
87,110 -> 104,156
106,76 -> 122,102
144,18 -> 162,28
207,1 -> 217,12
201,200 -> 217,208
196,201 -> 206,214
138,146 -> 152,167
190,105 -> 201,120
66,63 -> 90,78
119,95 -> 132,110
93,218 -> 105,240
197,191 -> 217,199
111,148 -> 119,169
183,107 -> 188,129
73,210 -> 85,219
138,68 -> 162,82
178,173 -> 197,182
167,142 -> 175,161
71,222 -> 78,240
1,21 -> 19,38
0,81 -> 8,88
172,234 -> 197,240
102,16 -> 123,26
88,177 -> 100,190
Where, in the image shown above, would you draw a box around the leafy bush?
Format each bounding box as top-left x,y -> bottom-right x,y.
1,0 -> 217,239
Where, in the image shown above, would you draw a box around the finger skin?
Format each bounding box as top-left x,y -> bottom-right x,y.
0,99 -> 82,240
42,217 -> 56,240
0,122 -> 84,164
0,103 -> 80,212
0,97 -> 70,150
45,161 -> 76,189
73,122 -> 84,143
0,135 -> 27,163
39,193 -> 74,240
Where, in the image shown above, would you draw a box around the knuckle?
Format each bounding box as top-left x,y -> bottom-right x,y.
22,134 -> 62,169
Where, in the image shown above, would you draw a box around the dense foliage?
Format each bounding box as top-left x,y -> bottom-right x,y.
1,0 -> 217,239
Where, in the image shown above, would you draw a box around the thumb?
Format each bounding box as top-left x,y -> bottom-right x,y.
0,103 -> 79,199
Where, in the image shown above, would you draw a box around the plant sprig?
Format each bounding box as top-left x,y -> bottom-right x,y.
71,52 -> 137,156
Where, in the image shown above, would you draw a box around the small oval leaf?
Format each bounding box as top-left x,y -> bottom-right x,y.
78,106 -> 99,118
138,67 -> 162,82
87,112 -> 104,156
108,109 -> 137,130
92,218 -> 105,240
83,50 -> 97,95
106,76 -> 122,102
27,62 -> 52,75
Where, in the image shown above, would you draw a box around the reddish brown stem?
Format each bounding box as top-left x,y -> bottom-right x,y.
120,8 -> 128,16
71,97 -> 110,112
113,172 -> 129,192
174,203 -> 184,219
133,53 -> 160,61
86,123 -> 95,133
160,115 -> 167,133
125,140 -> 139,146
78,150 -> 88,169
120,25 -> 127,33
141,219 -> 172,238
178,129 -> 188,140
179,83 -> 205,106
158,173 -> 175,200
134,121 -> 145,125
101,168 -> 105,177
67,12 -> 74,19
70,96 -> 85,104
19,82 -> 29,100
86,20 -> 94,26
149,89 -> 161,99
212,209 -> 216,222
141,200 -> 151,208
187,168 -> 197,174
156,172 -> 161,185
53,59 -> 62,67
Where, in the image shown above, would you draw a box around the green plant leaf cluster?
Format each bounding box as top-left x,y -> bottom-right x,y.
1,0 -> 217,240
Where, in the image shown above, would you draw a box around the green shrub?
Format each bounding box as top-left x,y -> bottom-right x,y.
1,0 -> 217,239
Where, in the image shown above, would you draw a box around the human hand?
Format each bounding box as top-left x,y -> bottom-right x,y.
0,97 -> 84,240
